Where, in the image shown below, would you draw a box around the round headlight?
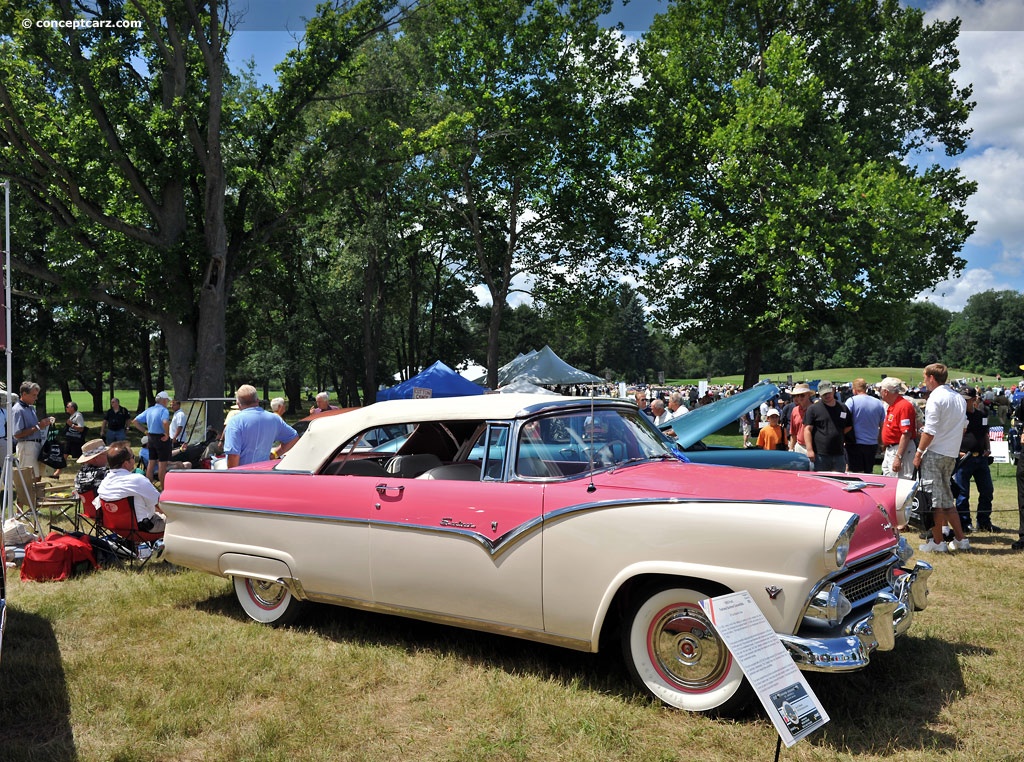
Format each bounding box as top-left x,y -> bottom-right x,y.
894,477 -> 919,526
828,514 -> 858,570
835,534 -> 851,568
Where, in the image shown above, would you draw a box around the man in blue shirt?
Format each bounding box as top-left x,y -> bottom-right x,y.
845,378 -> 886,473
12,381 -> 56,480
224,385 -> 299,467
133,391 -> 171,483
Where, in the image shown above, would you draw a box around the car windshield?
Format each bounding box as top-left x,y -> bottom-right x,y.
515,408 -> 672,478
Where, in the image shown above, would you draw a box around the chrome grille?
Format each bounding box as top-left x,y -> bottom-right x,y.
836,565 -> 891,606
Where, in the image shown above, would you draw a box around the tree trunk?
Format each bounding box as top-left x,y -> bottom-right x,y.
361,244 -> 381,406
284,374 -> 302,415
138,335 -> 153,413
743,343 -> 763,390
90,371 -> 103,414
486,299 -> 505,390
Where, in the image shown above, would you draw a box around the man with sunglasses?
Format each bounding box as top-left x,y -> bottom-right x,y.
96,441 -> 165,533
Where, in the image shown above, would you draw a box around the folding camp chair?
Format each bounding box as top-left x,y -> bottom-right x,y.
12,466 -> 80,532
98,496 -> 164,569
75,489 -> 100,535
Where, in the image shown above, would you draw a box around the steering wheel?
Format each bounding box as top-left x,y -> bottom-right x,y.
595,440 -> 627,466
559,426 -> 590,461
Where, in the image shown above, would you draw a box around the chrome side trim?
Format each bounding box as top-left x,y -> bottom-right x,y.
166,501 -> 370,527
167,495 -> 835,560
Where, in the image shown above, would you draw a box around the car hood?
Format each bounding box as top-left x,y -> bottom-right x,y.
585,461 -> 901,561
664,383 -> 779,449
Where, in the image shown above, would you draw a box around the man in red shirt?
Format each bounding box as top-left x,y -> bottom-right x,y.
787,383 -> 814,454
877,377 -> 917,479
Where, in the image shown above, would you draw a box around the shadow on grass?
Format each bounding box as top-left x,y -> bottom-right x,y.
194,589 -> 632,701
0,607 -> 76,762
805,635 -> 980,754
193,589 -> 978,753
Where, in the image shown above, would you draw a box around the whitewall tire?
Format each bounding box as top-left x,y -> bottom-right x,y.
622,583 -> 751,715
233,576 -> 304,626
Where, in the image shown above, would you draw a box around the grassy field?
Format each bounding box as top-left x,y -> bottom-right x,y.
4,483 -> 1024,762
667,366 -> 1015,388
4,462 -> 1023,761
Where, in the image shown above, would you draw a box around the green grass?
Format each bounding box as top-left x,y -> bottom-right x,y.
4,456 -> 1024,761
5,511 -> 1024,761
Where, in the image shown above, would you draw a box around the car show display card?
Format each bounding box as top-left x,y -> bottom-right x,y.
700,590 -> 829,747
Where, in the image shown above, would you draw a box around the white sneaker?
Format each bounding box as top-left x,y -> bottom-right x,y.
919,539 -> 948,553
954,538 -> 971,551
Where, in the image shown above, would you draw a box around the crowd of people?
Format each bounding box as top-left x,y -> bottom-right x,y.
5,381 -> 304,535
633,365 -> 1024,554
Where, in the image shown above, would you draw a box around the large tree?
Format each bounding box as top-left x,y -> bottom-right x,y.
0,0 -> 406,401
633,0 -> 976,387
946,290 -> 1024,375
402,0 -> 633,388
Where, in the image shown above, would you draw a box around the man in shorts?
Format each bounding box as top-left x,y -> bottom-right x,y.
913,363 -> 969,553
12,381 -> 56,481
134,390 -> 172,484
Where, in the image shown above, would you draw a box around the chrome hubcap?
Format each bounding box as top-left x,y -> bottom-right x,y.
650,605 -> 727,690
248,579 -> 287,608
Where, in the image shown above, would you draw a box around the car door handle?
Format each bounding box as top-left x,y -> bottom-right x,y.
375,483 -> 404,495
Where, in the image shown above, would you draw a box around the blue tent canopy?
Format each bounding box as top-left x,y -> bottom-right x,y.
376,361 -> 485,402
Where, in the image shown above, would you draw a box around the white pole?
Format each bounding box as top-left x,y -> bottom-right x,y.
3,179 -> 13,526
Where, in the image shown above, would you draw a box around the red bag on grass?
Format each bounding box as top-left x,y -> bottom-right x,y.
21,531 -> 98,582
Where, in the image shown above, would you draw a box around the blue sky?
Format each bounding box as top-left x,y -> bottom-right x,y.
228,0 -> 1024,312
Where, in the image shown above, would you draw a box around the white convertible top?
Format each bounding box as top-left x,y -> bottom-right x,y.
279,393 -> 627,472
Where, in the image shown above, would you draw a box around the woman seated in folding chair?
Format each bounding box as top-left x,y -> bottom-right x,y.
96,441 -> 166,533
75,439 -> 110,493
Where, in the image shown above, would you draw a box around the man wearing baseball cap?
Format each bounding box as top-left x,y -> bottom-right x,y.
954,387 -> 996,533
803,381 -> 852,472
877,377 -> 917,479
133,390 -> 172,485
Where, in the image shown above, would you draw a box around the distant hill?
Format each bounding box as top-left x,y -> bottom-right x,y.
666,367 -> 1018,388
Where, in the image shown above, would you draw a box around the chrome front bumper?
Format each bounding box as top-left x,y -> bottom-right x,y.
779,559 -> 933,672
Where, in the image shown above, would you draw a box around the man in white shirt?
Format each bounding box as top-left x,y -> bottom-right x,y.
650,398 -> 671,426
666,392 -> 689,420
169,398 -> 188,448
914,363 -> 968,553
97,441 -> 165,532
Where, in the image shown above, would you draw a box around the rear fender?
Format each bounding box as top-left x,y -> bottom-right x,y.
218,553 -> 305,599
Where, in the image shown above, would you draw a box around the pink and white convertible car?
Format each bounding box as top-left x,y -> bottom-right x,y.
160,394 -> 931,715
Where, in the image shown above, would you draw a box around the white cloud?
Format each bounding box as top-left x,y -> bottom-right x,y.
992,240 -> 1024,277
958,147 -> 1024,246
472,275 -> 535,308
950,32 -> 1024,153
925,0 -> 1024,31
913,1 -> 1024,306
919,267 -> 998,310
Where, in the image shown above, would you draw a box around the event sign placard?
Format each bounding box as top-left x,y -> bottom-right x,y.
700,591 -> 829,747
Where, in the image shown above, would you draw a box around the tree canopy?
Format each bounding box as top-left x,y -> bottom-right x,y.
0,0 -> 999,404
633,0 -> 976,387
